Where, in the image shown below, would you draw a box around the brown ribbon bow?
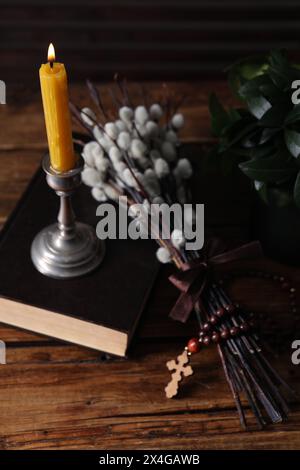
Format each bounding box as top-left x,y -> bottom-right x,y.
169,238 -> 263,322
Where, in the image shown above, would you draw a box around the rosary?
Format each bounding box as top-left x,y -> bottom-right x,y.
165,270 -> 297,428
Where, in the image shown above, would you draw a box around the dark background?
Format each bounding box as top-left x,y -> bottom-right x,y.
1,0 -> 300,86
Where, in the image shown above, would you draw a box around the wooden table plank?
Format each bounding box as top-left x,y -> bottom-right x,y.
0,342 -> 298,449
2,346 -> 296,450
1,81 -> 235,148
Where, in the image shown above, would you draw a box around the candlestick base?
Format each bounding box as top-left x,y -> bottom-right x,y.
31,222 -> 105,279
31,155 -> 105,279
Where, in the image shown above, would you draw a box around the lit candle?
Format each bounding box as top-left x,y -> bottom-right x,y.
39,44 -> 77,172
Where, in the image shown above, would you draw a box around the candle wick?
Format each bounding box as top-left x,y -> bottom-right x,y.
50,61 -> 54,69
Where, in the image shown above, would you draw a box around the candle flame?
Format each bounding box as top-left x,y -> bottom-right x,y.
48,43 -> 55,63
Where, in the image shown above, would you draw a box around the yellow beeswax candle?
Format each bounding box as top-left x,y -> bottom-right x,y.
39,44 -> 76,172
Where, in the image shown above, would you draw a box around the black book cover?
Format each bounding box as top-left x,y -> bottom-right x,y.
0,166 -> 159,356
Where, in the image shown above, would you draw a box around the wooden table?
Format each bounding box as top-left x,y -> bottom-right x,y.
0,82 -> 299,450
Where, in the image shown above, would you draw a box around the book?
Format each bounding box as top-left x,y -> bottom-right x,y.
0,166 -> 159,357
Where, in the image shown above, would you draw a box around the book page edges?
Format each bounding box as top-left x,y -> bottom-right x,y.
0,298 -> 128,357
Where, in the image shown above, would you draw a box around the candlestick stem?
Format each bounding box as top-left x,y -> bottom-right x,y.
58,194 -> 76,239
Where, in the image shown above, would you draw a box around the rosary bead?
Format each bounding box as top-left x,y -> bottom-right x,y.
216,307 -> 225,318
230,326 -> 239,336
187,338 -> 200,354
239,322 -> 250,332
203,322 -> 211,332
281,282 -> 290,291
203,335 -> 211,346
212,331 -> 220,343
199,330 -> 205,338
210,315 -> 218,325
225,304 -> 235,314
221,328 -> 229,340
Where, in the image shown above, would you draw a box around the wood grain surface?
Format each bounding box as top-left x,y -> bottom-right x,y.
0,81 -> 299,450
2,0 -> 300,83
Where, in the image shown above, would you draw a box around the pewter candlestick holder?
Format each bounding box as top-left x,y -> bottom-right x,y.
31,154 -> 105,279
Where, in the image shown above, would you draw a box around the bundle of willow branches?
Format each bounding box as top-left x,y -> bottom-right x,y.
71,78 -> 194,267
71,77 -> 292,429
196,281 -> 293,428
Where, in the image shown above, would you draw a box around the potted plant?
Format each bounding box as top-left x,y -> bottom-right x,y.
207,50 -> 300,265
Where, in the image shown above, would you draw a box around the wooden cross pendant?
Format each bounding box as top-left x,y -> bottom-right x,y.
165,349 -> 193,398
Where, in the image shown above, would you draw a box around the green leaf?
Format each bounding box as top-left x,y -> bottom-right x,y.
255,182 -> 293,207
268,49 -> 292,89
285,105 -> 300,125
260,184 -> 293,207
239,75 -> 271,100
294,171 -> 300,208
225,55 -> 268,80
239,74 -> 288,121
267,187 -> 293,207
285,129 -> 300,158
242,128 -> 264,148
258,128 -> 279,145
227,55 -> 268,97
247,96 -> 272,119
239,148 -> 297,183
259,83 -> 281,103
227,70 -> 244,100
258,98 -> 291,127
240,163 -> 295,183
248,141 -> 275,159
240,62 -> 268,80
221,120 -> 258,150
228,109 -> 241,123
209,93 -> 231,137
269,49 -> 289,68
255,181 -> 269,204
221,149 -> 244,175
